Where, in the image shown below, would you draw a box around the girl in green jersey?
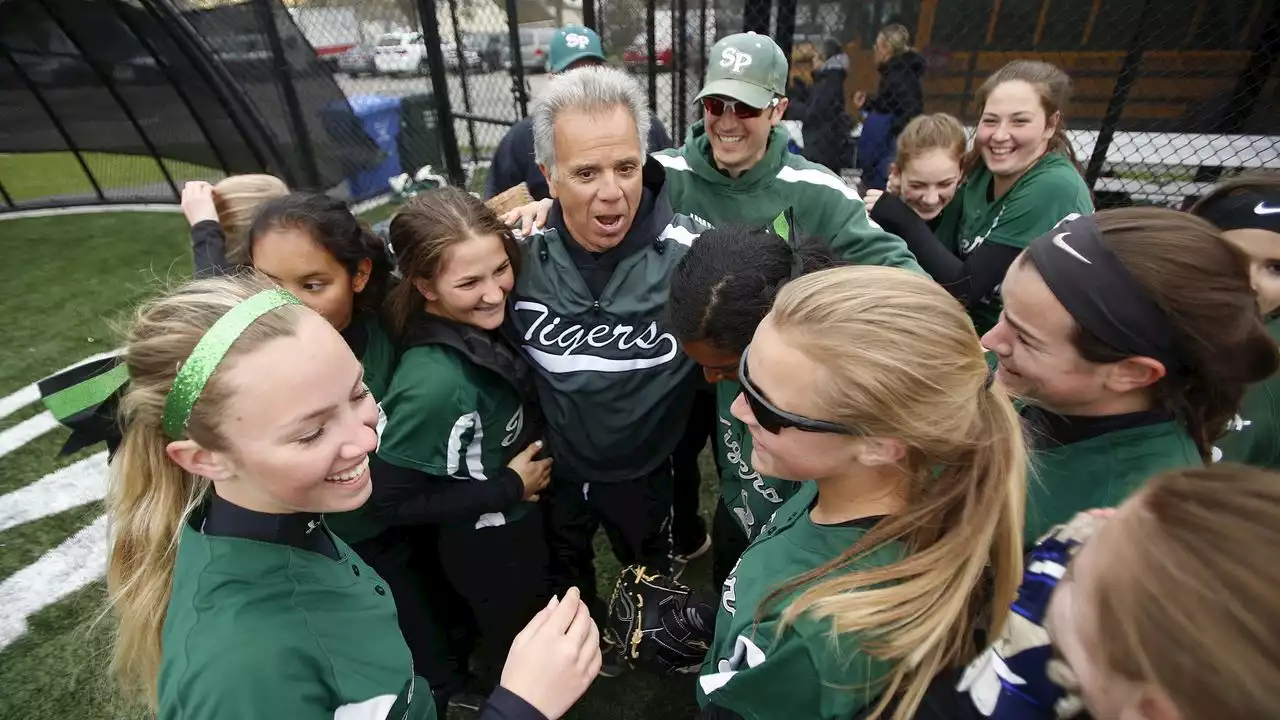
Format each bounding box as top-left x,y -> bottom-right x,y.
371,187 -> 554,693
882,61 -> 1094,335
864,112 -> 967,227
698,266 -> 1026,720
982,208 -> 1278,545
666,220 -> 837,587
1191,172 -> 1280,469
246,193 -> 468,706
105,274 -> 599,720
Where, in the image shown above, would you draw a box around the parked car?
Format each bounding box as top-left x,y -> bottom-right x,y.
624,33 -> 674,71
518,25 -> 557,73
337,42 -> 377,76
374,31 -> 426,75
442,42 -> 485,72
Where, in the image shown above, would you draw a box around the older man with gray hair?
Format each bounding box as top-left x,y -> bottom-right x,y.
504,66 -> 706,661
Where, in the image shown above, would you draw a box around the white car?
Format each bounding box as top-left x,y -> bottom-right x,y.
374,32 -> 426,75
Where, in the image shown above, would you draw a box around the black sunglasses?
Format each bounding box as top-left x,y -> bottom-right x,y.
737,346 -> 855,435
702,96 -> 780,119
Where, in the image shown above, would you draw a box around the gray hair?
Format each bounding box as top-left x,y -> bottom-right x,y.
532,66 -> 651,179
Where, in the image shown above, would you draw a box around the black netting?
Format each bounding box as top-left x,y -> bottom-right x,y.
0,0 -> 382,208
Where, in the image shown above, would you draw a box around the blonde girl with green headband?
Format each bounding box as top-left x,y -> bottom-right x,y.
105,273 -> 600,720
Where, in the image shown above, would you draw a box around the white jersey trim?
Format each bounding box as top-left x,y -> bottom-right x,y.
445,411 -> 487,480
653,153 -> 691,171
659,222 -> 699,246
699,633 -> 767,695
333,694 -> 397,720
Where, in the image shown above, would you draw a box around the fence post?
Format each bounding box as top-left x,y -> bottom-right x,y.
447,0 -> 480,167
698,0 -> 707,86
504,0 -> 529,118
1084,0 -> 1158,190
584,0 -> 596,31
255,0 -> 319,188
416,0 -> 466,186
743,0 -> 770,34
776,0 -> 797,63
647,0 -> 658,114
675,0 -> 688,139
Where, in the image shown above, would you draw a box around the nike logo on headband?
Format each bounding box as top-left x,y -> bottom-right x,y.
1255,202 -> 1280,215
1052,232 -> 1092,264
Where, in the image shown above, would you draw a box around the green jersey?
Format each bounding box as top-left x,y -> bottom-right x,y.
326,312 -> 397,544
158,517 -> 433,719
378,343 -> 533,528
698,483 -> 903,719
1025,420 -> 1199,545
715,379 -> 797,540
936,152 -> 1094,334
1214,317 -> 1280,469
654,122 -> 921,272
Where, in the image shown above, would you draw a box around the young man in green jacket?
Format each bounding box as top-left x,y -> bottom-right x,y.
658,32 -> 918,271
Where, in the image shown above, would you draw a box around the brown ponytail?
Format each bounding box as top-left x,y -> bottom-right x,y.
1024,207 -> 1278,460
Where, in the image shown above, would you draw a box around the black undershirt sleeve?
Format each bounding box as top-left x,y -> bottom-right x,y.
478,686 -> 549,720
870,193 -> 1022,308
190,220 -> 232,278
365,454 -> 525,526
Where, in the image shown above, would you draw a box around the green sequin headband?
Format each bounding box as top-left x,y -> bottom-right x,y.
160,288 -> 302,439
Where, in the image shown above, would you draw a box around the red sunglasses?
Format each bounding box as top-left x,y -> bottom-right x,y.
702,96 -> 780,119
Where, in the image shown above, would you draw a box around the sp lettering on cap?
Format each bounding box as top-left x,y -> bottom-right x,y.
719,47 -> 753,73
564,33 -> 590,49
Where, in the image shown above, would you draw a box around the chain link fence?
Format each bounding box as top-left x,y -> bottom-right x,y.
4,0 -> 1280,212
788,0 -> 1280,207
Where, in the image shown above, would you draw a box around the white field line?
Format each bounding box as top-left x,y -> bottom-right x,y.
0,349 -> 126,653
0,204 -> 182,222
0,514 -> 108,652
0,412 -> 59,460
0,452 -> 108,533
0,385 -> 39,423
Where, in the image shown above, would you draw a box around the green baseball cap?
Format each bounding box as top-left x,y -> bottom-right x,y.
548,25 -> 606,73
696,32 -> 789,109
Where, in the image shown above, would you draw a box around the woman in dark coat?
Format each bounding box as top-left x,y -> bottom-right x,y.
800,39 -> 857,173
855,24 -> 926,189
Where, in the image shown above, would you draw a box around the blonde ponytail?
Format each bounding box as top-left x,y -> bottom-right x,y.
106,425 -> 209,704
762,267 -> 1026,719
105,272 -> 304,707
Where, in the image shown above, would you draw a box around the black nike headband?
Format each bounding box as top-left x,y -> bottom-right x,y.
1027,214 -> 1183,370
1195,189 -> 1280,233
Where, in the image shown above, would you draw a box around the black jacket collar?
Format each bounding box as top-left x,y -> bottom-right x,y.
402,312 -> 538,403
1022,405 -> 1175,450
199,492 -> 339,559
